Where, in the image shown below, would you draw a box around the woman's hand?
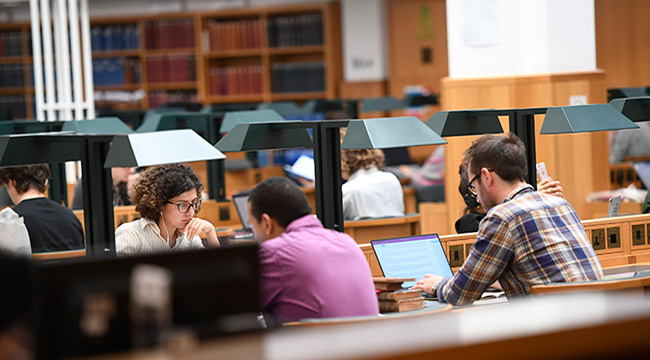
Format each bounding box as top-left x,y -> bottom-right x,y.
183,218 -> 220,247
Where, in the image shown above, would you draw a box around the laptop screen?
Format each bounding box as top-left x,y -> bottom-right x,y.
371,234 -> 454,289
633,161 -> 650,189
232,193 -> 250,230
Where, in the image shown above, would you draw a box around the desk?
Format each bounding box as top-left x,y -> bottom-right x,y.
83,293 -> 650,360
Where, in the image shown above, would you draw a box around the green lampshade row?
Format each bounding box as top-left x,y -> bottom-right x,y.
360,96 -> 405,113
609,97 -> 650,122
540,104 -> 639,134
61,117 -> 134,135
104,129 -> 226,168
220,109 -> 286,133
341,117 -> 447,149
215,123 -> 313,152
425,111 -> 503,137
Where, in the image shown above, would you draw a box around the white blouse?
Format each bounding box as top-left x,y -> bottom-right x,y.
342,165 -> 405,221
115,218 -> 204,257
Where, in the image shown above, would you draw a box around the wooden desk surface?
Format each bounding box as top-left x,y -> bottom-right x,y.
83,293 -> 650,360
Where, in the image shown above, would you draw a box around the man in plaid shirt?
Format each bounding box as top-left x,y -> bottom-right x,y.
412,133 -> 603,305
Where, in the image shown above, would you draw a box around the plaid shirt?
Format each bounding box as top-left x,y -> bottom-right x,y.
437,184 -> 603,305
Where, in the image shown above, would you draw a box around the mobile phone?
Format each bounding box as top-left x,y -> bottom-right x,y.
536,162 -> 550,182
608,195 -> 622,217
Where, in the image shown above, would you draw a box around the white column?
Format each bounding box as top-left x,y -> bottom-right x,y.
29,0 -> 95,121
446,0 -> 596,79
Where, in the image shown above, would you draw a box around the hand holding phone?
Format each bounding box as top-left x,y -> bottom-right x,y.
536,162 -> 550,182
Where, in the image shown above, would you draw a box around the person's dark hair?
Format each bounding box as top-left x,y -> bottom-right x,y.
458,162 -> 480,215
130,163 -> 203,221
248,177 -> 312,228
463,133 -> 527,183
0,164 -> 50,194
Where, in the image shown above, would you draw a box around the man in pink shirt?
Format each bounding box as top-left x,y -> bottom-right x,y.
248,177 -> 379,325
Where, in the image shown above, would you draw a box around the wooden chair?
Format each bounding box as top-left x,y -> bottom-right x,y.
32,249 -> 87,261
530,272 -> 650,298
283,302 -> 452,327
344,214 -> 420,244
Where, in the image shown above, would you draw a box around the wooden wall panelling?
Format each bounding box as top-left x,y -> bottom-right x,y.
387,0 -> 448,96
440,71 -> 609,232
595,0 -> 650,89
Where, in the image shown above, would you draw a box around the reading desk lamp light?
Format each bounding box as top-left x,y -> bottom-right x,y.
216,116 -> 446,232
426,104 -> 638,187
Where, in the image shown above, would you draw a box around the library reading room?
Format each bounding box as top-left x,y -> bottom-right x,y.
2,0 -> 650,359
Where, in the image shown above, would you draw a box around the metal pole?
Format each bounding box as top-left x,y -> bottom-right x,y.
79,0 -> 95,119
40,0 -> 57,120
312,122 -> 344,231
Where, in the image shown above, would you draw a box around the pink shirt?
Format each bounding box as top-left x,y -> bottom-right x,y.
259,215 -> 379,324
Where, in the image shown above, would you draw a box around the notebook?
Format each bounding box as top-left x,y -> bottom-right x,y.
232,193 -> 254,239
371,233 -> 454,289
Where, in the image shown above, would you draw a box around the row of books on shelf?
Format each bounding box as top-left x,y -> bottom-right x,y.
267,13 -> 323,48
91,25 -> 139,52
147,90 -> 198,108
146,55 -> 196,83
271,61 -> 325,93
0,95 -> 31,120
144,19 -> 195,50
205,19 -> 262,52
0,31 -> 25,57
208,66 -> 263,96
93,57 -> 141,86
0,64 -> 25,88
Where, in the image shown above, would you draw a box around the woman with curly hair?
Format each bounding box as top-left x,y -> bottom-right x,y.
341,147 -> 404,221
0,164 -> 84,253
115,163 -> 220,257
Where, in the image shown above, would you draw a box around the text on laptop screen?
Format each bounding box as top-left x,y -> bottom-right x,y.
371,234 -> 453,288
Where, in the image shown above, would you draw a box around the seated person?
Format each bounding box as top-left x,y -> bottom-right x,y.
412,134 -> 602,305
610,122 -> 650,163
398,145 -> 445,187
341,148 -> 404,220
248,177 -> 379,325
71,166 -> 138,210
0,165 -> 84,253
0,185 -> 12,208
455,162 -> 565,234
115,163 -> 220,257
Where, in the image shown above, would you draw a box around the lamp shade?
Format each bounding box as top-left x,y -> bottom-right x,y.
216,122 -> 313,152
0,132 -> 80,166
404,94 -> 439,107
341,117 -> 447,149
609,97 -> 650,122
61,117 -> 134,134
540,104 -> 639,134
220,109 -> 286,133
256,102 -> 305,119
104,129 -> 226,167
425,110 -> 503,137
360,96 -> 405,113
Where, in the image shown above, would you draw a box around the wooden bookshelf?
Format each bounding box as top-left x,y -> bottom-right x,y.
0,3 -> 342,119
0,23 -> 33,119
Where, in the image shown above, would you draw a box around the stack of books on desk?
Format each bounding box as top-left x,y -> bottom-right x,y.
373,277 -> 424,313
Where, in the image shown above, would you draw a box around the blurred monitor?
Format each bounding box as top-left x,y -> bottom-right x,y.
34,244 -> 260,359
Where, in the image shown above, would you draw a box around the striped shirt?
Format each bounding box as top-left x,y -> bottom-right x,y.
115,218 -> 204,257
437,184 -> 603,305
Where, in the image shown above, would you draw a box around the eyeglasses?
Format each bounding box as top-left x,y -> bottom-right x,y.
167,198 -> 202,213
467,173 -> 481,197
467,169 -> 494,197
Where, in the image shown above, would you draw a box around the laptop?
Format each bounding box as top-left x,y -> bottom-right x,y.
371,233 -> 454,289
633,161 -> 650,189
232,193 -> 254,239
